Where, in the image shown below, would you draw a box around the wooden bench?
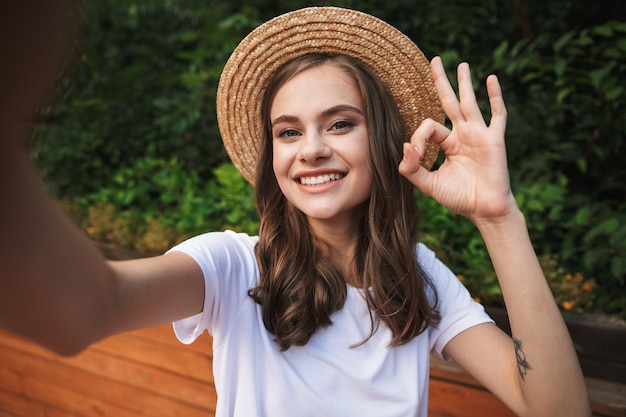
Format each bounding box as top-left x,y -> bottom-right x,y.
1,324 -> 624,416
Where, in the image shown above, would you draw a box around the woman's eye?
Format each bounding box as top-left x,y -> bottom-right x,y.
278,128 -> 300,138
331,120 -> 354,131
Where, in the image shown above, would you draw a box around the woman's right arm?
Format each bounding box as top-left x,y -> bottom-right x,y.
0,152 -> 205,356
0,1 -> 205,356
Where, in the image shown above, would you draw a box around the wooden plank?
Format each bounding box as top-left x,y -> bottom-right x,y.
428,377 -> 517,417
0,342 -> 215,407
587,378 -> 626,417
0,347 -> 214,417
0,388 -> 74,417
0,326 -> 215,394
0,326 -> 213,385
126,324 -> 214,355
0,325 -> 217,417
0,366 -> 141,417
91,331 -> 212,382
0,327 -> 215,404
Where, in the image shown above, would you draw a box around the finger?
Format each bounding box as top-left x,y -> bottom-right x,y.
398,143 -> 436,197
398,142 -> 422,176
399,119 -> 451,182
486,74 -> 507,134
410,118 -> 454,154
430,56 -> 463,123
457,62 -> 483,122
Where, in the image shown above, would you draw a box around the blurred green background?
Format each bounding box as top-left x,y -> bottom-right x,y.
31,0 -> 626,318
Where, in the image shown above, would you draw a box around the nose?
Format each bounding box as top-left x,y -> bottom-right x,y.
297,132 -> 331,162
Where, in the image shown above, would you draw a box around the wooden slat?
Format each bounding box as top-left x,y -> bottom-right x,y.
587,378 -> 626,417
0,346 -> 213,417
128,324 -> 213,355
428,377 -> 517,417
0,327 -> 215,386
0,343 -> 215,408
0,388 -> 75,417
428,356 -> 516,417
0,325 -> 217,417
0,365 -> 140,417
91,331 -> 212,382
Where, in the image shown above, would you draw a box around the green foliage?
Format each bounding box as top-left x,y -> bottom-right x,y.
73,159 -> 257,253
492,18 -> 626,317
32,0 -> 261,197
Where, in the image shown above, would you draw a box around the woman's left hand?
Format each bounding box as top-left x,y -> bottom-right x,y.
399,56 -> 516,223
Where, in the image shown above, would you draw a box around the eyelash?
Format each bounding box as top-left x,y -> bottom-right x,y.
275,119 -> 356,139
331,120 -> 354,130
277,128 -> 300,138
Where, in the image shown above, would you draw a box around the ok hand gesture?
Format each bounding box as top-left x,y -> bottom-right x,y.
399,56 -> 516,224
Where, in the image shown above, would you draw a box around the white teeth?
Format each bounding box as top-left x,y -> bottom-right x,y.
299,173 -> 344,185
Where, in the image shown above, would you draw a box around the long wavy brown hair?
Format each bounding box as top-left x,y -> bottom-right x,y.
250,54 -> 439,351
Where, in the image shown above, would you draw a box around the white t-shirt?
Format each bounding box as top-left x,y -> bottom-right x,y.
170,230 -> 493,417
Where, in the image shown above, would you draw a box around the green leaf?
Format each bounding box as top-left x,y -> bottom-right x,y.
553,31 -> 576,53
554,59 -> 567,78
556,88 -> 571,103
585,218 -> 620,244
590,67 -> 608,89
574,206 -> 591,225
606,86 -> 623,101
611,257 -> 626,278
598,218 -> 620,234
492,40 -> 509,64
583,250 -> 602,270
593,25 -> 613,37
527,199 -> 544,211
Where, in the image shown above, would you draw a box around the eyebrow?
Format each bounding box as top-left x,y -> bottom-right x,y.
271,104 -> 364,127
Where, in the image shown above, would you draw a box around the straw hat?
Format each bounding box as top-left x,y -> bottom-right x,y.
217,6 -> 444,185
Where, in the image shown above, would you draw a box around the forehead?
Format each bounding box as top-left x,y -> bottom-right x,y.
270,63 -> 363,115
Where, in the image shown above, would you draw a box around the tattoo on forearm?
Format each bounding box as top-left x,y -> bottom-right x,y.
513,337 -> 532,381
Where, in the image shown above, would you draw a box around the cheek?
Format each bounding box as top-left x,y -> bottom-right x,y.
271,145 -> 290,183
351,141 -> 373,173
271,146 -> 283,175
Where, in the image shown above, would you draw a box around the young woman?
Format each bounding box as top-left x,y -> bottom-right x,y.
0,6 -> 590,417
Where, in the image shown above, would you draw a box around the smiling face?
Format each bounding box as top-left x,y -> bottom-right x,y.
270,62 -> 373,231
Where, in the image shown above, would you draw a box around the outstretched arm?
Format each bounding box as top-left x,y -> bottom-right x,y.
399,57 -> 590,417
0,0 -> 204,356
1,133 -> 205,356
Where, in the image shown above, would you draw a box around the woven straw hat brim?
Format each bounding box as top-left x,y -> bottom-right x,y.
217,6 -> 444,185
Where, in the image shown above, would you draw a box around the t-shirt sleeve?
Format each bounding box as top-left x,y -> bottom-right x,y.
166,231 -> 259,345
418,243 -> 495,359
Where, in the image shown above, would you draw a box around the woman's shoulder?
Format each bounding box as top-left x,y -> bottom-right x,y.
170,230 -> 258,251
414,241 -> 459,292
414,241 -> 438,267
167,230 -> 259,264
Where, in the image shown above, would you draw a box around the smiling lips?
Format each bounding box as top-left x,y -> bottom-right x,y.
298,172 -> 345,186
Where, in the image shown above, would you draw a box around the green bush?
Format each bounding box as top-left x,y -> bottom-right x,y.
32,1 -> 261,197
73,159 -> 257,253
494,20 -> 626,317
